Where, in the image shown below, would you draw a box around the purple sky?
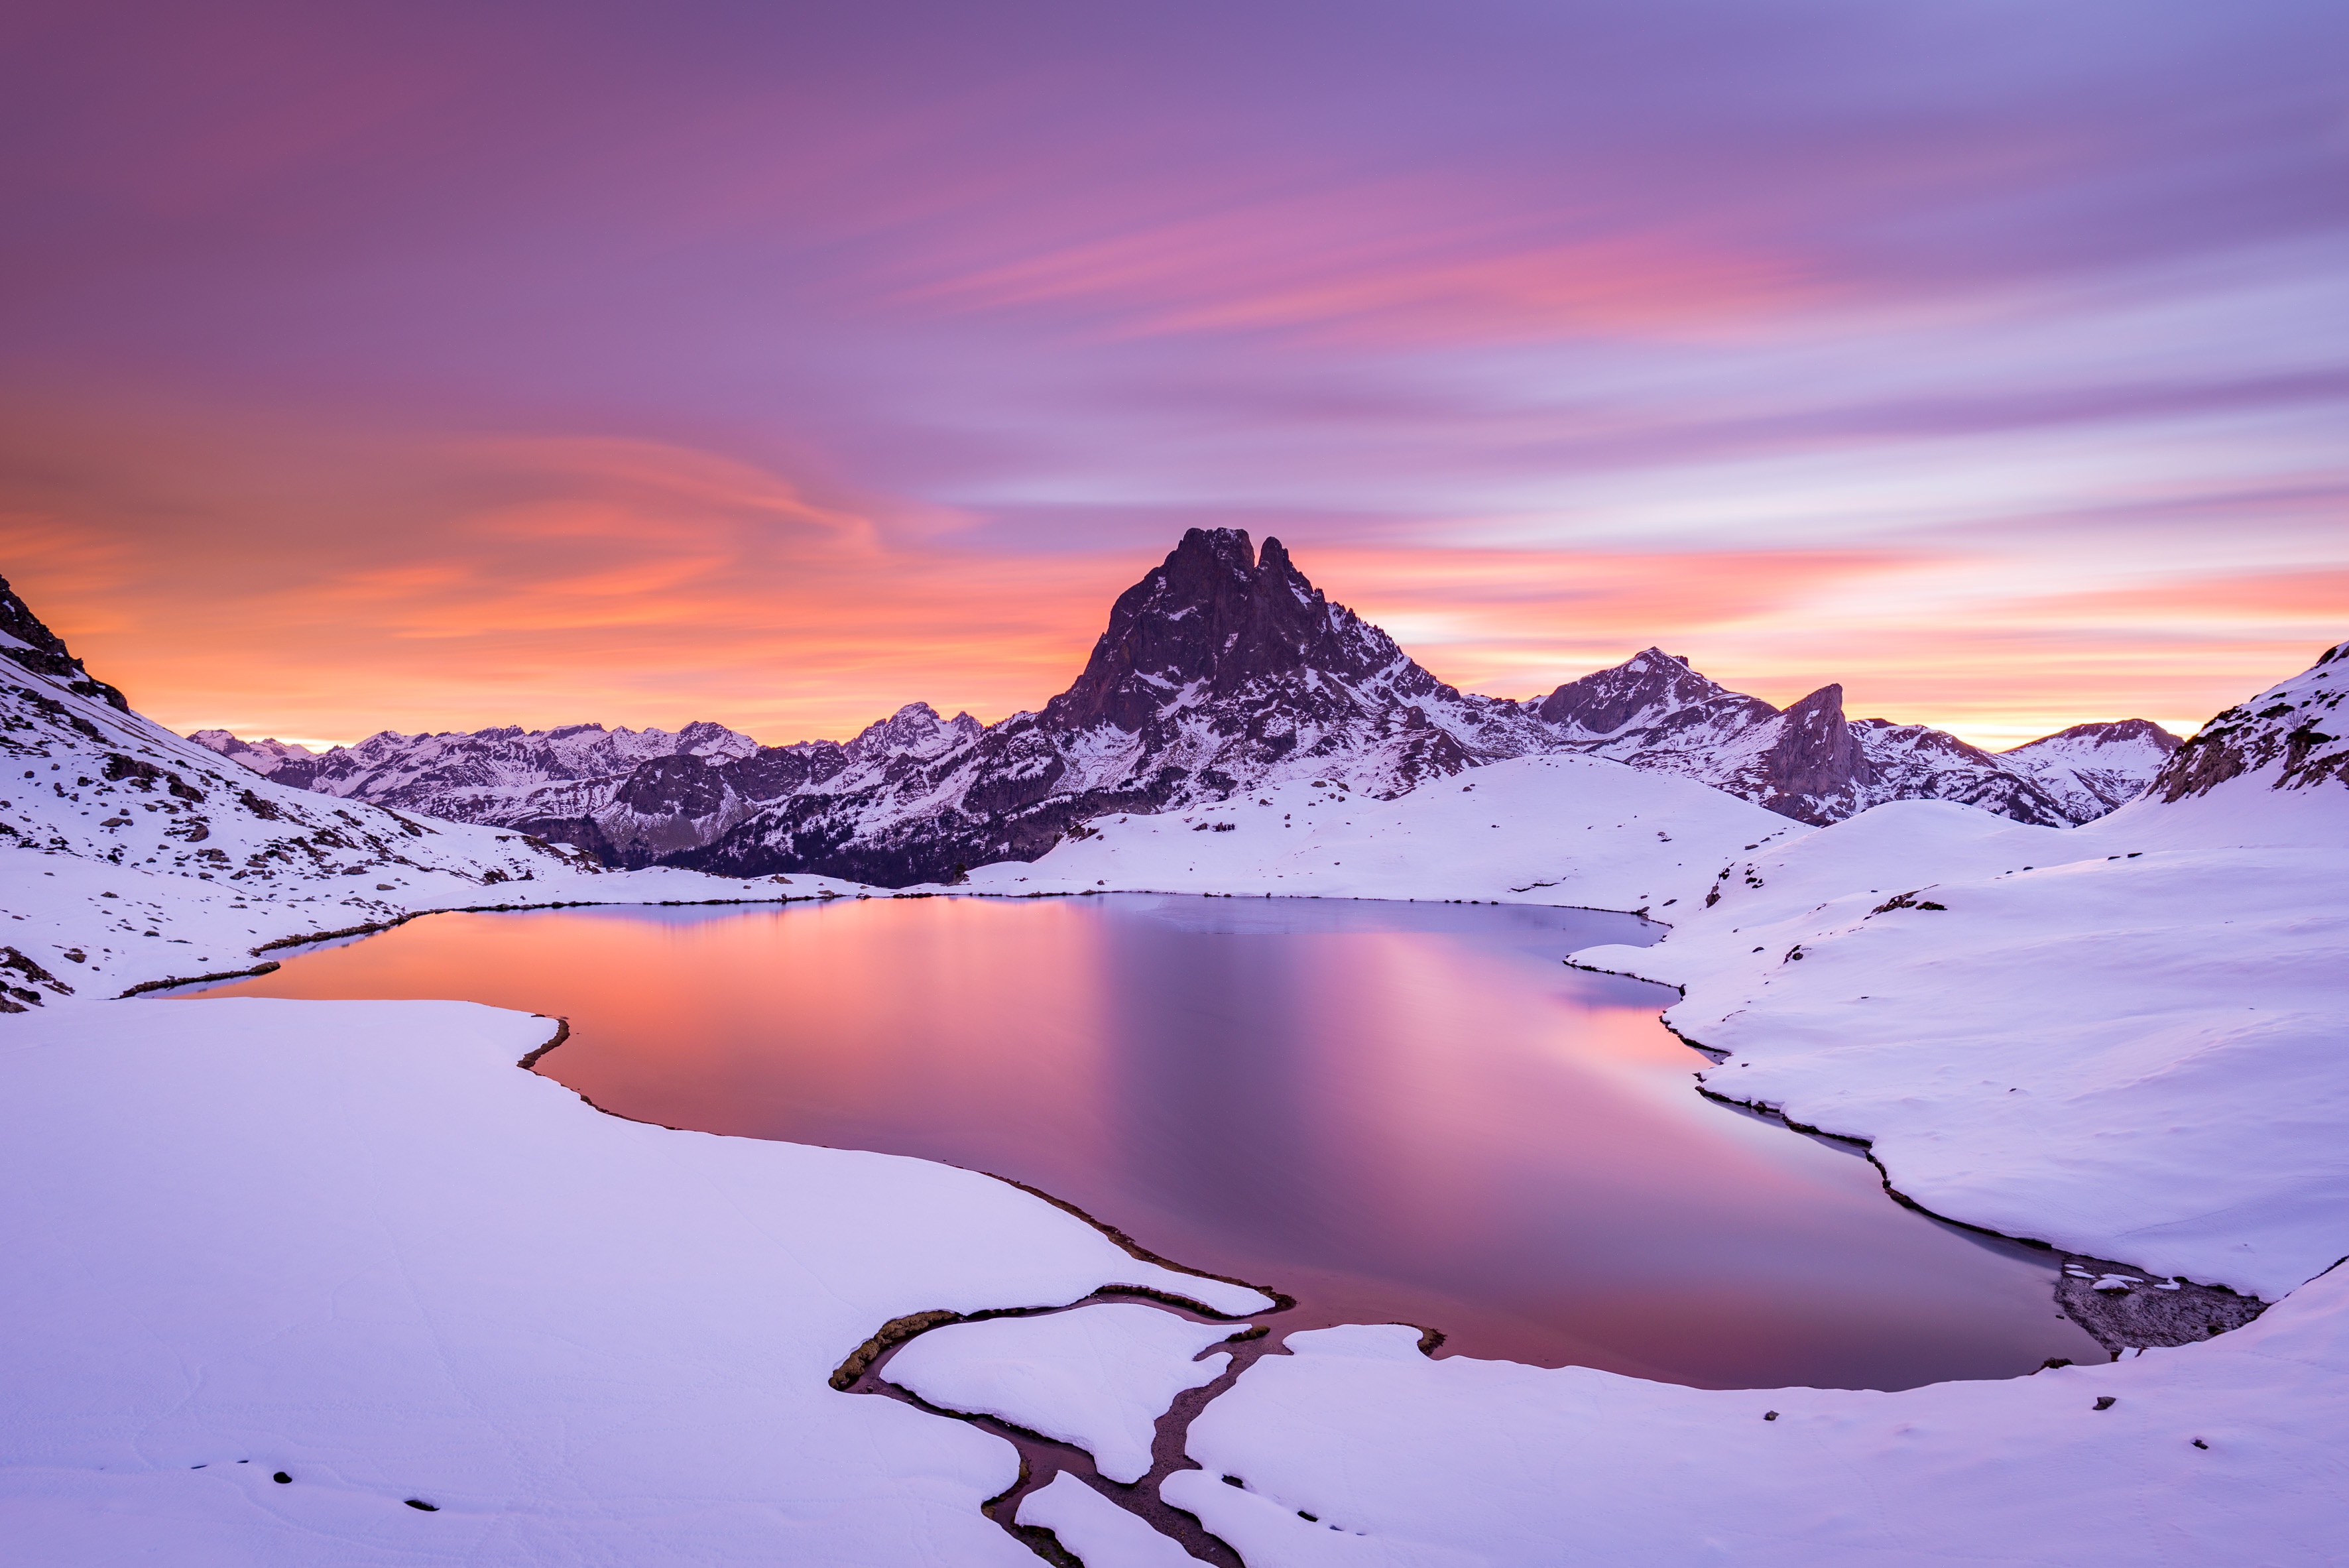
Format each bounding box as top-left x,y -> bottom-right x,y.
3,0 -> 2344,747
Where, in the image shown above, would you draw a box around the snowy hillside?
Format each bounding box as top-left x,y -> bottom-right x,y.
0,1000 -> 1270,1565
958,751 -> 1807,913
2149,643 -> 2349,800
1,573 -> 126,712
1162,1290 -> 2347,1565
2,589 -> 868,1001
1571,641 -> 2349,1303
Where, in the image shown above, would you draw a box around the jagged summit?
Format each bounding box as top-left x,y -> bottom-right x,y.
1046,529 -> 1414,730
1,574 -> 127,712
847,702 -> 985,760
188,731 -> 316,773
1530,652 -> 2082,827
1535,647 -> 1772,739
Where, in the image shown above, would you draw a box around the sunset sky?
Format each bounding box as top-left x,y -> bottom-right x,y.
4,0 -> 2343,751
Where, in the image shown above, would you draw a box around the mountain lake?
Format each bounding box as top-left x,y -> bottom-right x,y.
185,894 -> 2102,1388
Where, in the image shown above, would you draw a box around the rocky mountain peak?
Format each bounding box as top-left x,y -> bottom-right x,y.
1535,647 -> 1770,736
2007,718 -> 2183,757
0,574 -> 128,711
1750,684 -> 1872,818
1044,528 -> 1406,732
1998,717 -> 2183,817
189,731 -> 317,775
847,702 -> 984,761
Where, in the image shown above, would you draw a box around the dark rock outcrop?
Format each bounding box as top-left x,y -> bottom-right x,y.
2152,640 -> 2349,801
672,530 -> 1530,883
0,575 -> 128,711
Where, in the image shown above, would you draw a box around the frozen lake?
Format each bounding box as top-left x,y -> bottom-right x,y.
192,894 -> 2099,1388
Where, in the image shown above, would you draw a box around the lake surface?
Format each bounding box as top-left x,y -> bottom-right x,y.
190,894 -> 2100,1388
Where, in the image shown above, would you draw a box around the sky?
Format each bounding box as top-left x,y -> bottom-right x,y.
3,0 -> 2344,750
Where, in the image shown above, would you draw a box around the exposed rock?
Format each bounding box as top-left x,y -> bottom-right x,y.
0,574 -> 128,711
2055,1254 -> 2267,1358
1530,652 -> 2084,828
2151,641 -> 2349,801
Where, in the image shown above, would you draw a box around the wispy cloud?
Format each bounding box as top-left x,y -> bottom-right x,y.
1,1 -> 2342,748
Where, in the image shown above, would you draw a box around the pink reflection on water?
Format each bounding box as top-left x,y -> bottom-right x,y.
192,895 -> 2099,1388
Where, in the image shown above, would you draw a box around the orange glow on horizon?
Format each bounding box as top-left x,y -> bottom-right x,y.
5,418 -> 2334,756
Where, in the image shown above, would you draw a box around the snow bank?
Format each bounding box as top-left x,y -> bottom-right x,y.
0,998 -> 1264,1564
1015,1471 -> 1199,1566
1569,781 -> 2349,1300
1167,1288 -> 2348,1567
886,1304 -> 1244,1483
957,753 -> 1805,910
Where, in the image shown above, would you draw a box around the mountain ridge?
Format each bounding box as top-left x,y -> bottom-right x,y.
185,530 -> 2183,883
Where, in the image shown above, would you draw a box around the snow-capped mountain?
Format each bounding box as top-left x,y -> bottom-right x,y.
1531,647 -> 2115,827
1999,719 -> 2183,819
676,529 -> 1552,883
192,717 -> 781,865
184,731 -> 316,772
191,530 -> 2179,884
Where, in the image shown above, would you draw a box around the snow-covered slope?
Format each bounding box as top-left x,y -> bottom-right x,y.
2149,642 -> 2349,800
197,532 -> 2170,886
959,751 -> 1806,912
1017,1473 -> 1199,1567
1571,641 -> 2349,1303
1,591 -> 869,1002
1163,1296 -> 2346,1567
0,998 -> 1268,1565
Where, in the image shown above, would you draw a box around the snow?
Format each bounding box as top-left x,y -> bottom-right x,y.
885,1304 -> 1244,1482
1015,1472 -> 1201,1567
1164,1292 -> 2347,1566
0,998 -> 1266,1564
0,656 -> 886,1000
2000,719 -> 2180,819
1569,778 -> 2349,1300
957,752 -> 1807,910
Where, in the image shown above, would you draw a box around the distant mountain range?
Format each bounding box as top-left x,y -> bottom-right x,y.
188,530 -> 2181,884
